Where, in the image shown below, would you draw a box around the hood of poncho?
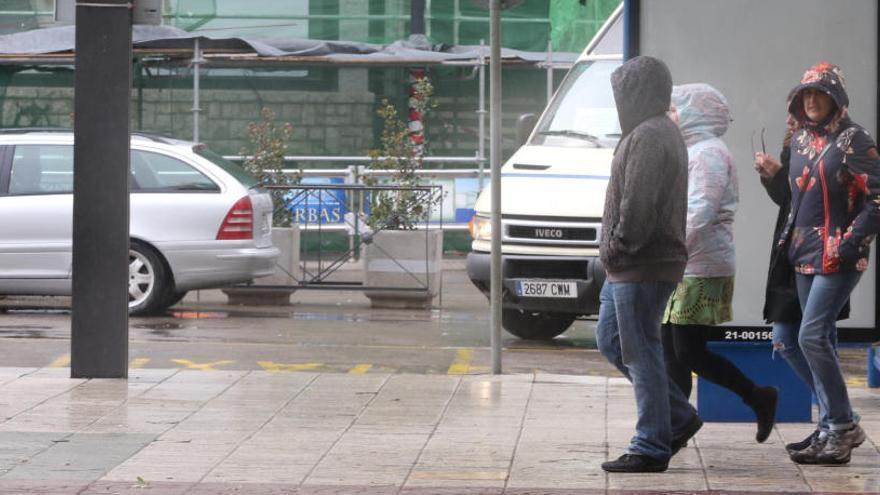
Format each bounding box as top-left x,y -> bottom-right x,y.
672,83 -> 731,147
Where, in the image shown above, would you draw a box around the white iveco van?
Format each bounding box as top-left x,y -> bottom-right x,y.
466,11 -> 623,340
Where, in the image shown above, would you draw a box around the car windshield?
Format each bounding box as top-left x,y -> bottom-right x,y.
194,146 -> 260,188
532,59 -> 621,148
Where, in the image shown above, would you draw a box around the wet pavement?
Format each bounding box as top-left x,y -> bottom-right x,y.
0,260 -> 878,493
0,368 -> 876,494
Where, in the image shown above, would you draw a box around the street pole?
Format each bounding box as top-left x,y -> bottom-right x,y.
192,38 -> 202,143
489,0 -> 502,375
71,0 -> 132,378
477,39 -> 486,190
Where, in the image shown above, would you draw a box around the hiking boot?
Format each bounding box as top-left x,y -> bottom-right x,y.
786,430 -> 820,454
602,453 -> 668,473
809,426 -> 867,465
671,414 -> 703,455
746,385 -> 778,443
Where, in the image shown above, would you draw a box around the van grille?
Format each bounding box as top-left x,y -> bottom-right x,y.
508,225 -> 597,242
500,218 -> 602,247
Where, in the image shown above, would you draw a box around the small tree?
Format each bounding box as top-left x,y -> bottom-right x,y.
365,75 -> 442,230
241,107 -> 301,227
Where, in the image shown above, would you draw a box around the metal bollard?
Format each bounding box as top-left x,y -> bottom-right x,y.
868,345 -> 880,388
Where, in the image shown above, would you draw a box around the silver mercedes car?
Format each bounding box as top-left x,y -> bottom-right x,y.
0,129 -> 279,315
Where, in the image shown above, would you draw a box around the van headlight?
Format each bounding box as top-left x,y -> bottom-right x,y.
469,215 -> 492,241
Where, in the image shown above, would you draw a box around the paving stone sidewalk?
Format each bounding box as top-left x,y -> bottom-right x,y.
0,367 -> 877,494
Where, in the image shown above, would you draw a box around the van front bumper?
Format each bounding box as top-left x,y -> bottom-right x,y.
466,252 -> 604,316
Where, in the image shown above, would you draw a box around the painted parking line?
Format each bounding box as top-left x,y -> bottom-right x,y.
846,376 -> 867,387
258,361 -> 323,373
48,354 -> 71,368
172,359 -> 236,371
447,349 -> 473,375
129,358 -> 150,369
348,364 -> 372,374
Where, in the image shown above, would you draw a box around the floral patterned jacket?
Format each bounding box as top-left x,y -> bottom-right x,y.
784,62 -> 880,274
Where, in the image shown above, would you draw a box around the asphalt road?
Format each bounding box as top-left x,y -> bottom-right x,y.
0,265 -> 616,376
0,264 -> 868,384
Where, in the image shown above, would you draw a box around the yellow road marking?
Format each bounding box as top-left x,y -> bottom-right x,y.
846,376 -> 867,387
257,361 -> 323,373
129,358 -> 150,369
48,354 -> 71,368
447,349 -> 474,375
172,359 -> 235,371
349,364 -> 372,374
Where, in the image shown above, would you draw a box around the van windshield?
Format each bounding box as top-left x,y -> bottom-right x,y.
532,59 -> 621,148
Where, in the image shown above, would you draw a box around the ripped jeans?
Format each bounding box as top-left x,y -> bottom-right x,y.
772,272 -> 861,431
772,320 -> 832,429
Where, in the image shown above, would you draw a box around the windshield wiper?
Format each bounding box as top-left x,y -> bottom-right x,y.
538,129 -> 602,145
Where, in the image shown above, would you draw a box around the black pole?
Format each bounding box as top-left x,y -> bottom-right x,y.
71,0 -> 132,378
411,0 -> 426,36
623,0 -> 640,61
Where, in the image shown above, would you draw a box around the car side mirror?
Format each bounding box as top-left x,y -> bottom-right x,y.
515,113 -> 538,148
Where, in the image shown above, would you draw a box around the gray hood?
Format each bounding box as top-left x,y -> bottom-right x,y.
611,56 -> 673,138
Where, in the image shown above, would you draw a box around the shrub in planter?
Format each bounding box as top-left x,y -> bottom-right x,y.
224,108 -> 302,305
362,75 -> 444,309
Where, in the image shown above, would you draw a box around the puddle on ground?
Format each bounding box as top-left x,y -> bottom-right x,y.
133,322 -> 184,331
170,311 -> 229,319
0,325 -> 52,339
1,308 -> 70,315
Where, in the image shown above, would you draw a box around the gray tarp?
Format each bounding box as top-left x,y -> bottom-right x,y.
0,25 -> 577,64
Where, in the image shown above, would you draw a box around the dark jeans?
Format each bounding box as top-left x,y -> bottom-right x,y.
662,323 -> 755,400
597,282 -> 699,460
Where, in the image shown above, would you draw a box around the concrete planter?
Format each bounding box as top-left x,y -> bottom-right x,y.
223,226 -> 300,305
363,230 -> 443,309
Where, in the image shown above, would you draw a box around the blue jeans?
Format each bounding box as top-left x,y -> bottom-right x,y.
795,272 -> 861,431
773,321 -> 830,429
596,281 -> 699,460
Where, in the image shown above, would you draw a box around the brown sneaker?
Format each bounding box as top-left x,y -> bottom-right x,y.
789,431 -> 827,464
786,429 -> 820,454
790,426 -> 866,465
814,426 -> 867,464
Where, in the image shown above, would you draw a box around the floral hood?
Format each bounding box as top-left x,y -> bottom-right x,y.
787,61 -> 850,135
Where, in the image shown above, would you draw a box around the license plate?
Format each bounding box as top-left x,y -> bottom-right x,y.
515,280 -> 577,298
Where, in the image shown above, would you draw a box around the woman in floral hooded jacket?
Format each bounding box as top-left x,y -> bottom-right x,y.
781,62 -> 879,465
662,84 -> 778,444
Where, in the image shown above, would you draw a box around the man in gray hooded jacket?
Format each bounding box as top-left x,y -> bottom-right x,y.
596,55 -> 702,473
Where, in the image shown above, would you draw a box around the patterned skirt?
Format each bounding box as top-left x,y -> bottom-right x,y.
662,276 -> 734,326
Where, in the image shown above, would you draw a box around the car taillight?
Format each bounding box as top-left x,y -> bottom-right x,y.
216,196 -> 254,240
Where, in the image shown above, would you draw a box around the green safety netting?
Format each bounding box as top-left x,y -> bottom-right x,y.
165,0 -> 620,53
549,0 -> 621,52
1,1 -> 620,53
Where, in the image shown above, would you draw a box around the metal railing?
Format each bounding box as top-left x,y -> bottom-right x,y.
246,183 -> 443,298
223,156 -> 484,232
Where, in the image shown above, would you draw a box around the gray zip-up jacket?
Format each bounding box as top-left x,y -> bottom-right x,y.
599,56 -> 689,282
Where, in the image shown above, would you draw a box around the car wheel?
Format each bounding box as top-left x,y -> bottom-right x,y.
163,291 -> 188,308
502,309 -> 574,340
129,242 -> 172,316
